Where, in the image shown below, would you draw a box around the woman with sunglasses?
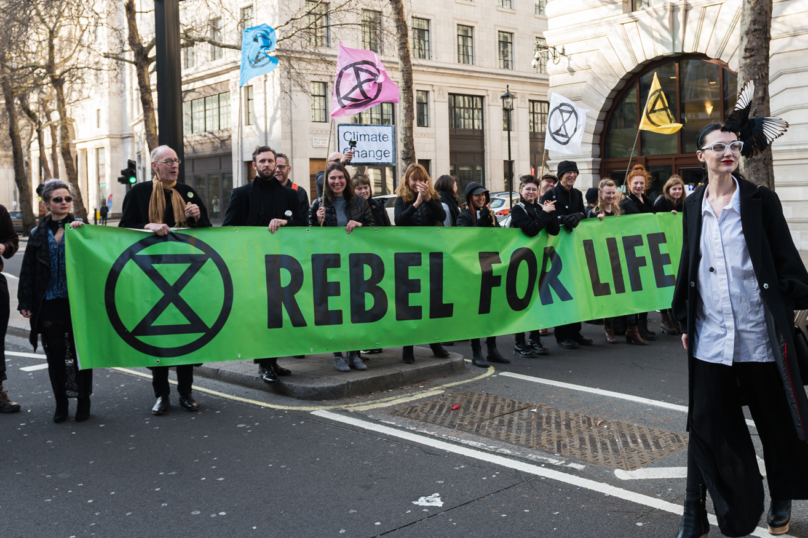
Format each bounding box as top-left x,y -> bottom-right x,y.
18,181 -> 92,423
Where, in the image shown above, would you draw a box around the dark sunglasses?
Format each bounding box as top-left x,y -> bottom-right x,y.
51,196 -> 73,203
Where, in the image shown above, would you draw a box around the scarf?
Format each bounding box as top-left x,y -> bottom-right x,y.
439,191 -> 460,226
149,180 -> 187,227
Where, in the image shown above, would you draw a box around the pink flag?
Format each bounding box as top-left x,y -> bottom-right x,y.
331,43 -> 400,119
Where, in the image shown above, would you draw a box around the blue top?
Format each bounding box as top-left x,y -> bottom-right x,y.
45,228 -> 68,300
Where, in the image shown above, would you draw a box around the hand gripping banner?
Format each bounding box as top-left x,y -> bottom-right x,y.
66,213 -> 682,369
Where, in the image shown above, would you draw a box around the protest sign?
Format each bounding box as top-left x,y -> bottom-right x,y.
337,124 -> 396,165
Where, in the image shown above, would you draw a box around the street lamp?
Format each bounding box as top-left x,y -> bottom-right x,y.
501,85 -> 514,209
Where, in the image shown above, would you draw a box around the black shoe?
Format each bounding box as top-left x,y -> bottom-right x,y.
0,387 -> 21,413
558,339 -> 580,349
675,497 -> 709,538
75,397 -> 91,422
151,396 -> 170,416
514,342 -> 537,357
638,319 -> 657,341
768,500 -> 791,535
54,397 -> 69,423
470,340 -> 490,368
259,364 -> 279,383
572,333 -> 593,346
402,347 -> 415,364
271,362 -> 292,376
442,342 -> 454,346
527,338 -> 550,356
292,355 -> 306,358
179,395 -> 199,412
430,344 -> 450,358
486,343 -> 511,364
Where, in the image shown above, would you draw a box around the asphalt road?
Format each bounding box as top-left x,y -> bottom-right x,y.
2,319 -> 806,538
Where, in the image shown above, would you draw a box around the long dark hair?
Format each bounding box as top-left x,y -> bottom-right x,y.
323,163 -> 355,203
696,122 -> 746,182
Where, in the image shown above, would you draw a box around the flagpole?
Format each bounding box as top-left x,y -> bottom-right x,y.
539,150 -> 547,178
623,128 -> 641,187
320,119 -> 334,227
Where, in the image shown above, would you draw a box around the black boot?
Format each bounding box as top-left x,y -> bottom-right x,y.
639,313 -> 657,341
258,362 -> 279,383
486,337 -> 511,364
675,489 -> 709,538
75,397 -> 91,422
513,333 -> 536,357
402,346 -> 415,364
271,358 -> 292,377
528,331 -> 550,356
470,339 -> 490,368
429,343 -> 450,358
767,500 -> 791,535
53,396 -> 69,424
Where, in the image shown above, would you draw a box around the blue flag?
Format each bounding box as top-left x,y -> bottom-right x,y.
240,24 -> 278,87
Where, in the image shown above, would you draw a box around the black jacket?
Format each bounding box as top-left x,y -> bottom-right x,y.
394,196 -> 446,227
367,198 -> 391,227
540,184 -> 585,230
309,195 -> 375,227
222,177 -> 305,227
653,195 -> 683,213
119,181 -> 211,229
438,191 -> 461,227
619,193 -> 656,215
509,198 -> 560,237
672,179 -> 808,441
586,207 -> 615,219
457,182 -> 498,227
18,215 -> 79,350
283,180 -> 311,219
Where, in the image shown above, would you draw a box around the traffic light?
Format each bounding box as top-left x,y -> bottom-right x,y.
118,159 -> 137,185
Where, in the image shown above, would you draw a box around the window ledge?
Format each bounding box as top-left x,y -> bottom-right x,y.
455,0 -> 475,5
496,6 -> 516,13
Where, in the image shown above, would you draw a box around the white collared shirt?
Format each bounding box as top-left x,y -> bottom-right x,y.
693,176 -> 774,365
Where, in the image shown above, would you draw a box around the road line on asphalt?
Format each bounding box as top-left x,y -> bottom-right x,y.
20,364 -> 49,372
7,351 -> 47,359
312,410 -> 790,538
499,371 -> 757,429
111,362 -> 495,412
615,458 -> 767,480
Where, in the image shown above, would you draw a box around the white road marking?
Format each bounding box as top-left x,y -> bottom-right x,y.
313,410 -> 789,538
20,364 -> 49,372
498,372 -> 757,429
2,272 -> 19,280
6,351 -> 47,359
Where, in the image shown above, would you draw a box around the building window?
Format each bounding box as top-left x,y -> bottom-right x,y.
535,0 -> 546,14
239,5 -> 254,32
96,109 -> 101,128
362,10 -> 382,54
412,18 -> 430,60
183,91 -> 231,134
457,25 -> 473,65
416,90 -> 429,127
632,0 -> 662,10
184,44 -> 196,69
245,85 -> 255,126
534,37 -> 548,74
211,18 -> 223,61
351,102 -> 394,125
310,82 -> 328,122
306,1 -> 329,47
498,31 -> 514,70
529,100 -> 549,133
498,0 -> 513,8
449,94 -> 483,130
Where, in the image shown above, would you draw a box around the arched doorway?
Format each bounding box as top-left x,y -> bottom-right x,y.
600,55 -> 737,199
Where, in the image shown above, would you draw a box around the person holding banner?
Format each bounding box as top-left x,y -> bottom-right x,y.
653,176 -> 685,336
119,146 -> 210,415
18,180 -> 91,423
274,153 -> 310,219
540,161 -> 591,349
223,145 -> 305,384
672,107 -> 807,537
394,164 -> 450,364
508,175 -> 559,356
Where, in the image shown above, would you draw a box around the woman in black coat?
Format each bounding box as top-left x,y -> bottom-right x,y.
654,175 -> 685,335
393,164 -> 449,364
434,175 -> 461,227
671,123 -> 808,538
18,181 -> 91,423
351,173 -> 391,227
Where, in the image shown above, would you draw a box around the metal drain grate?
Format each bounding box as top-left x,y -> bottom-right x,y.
392,391 -> 688,471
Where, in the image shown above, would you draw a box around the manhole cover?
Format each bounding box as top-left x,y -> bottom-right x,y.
392,391 -> 687,471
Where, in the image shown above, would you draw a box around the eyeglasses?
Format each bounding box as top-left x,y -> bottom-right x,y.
700,141 -> 744,154
156,159 -> 182,166
51,196 -> 73,203
276,165 -> 289,170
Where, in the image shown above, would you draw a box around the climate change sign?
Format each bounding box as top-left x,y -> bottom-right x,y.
66,213 -> 682,369
337,124 -> 396,165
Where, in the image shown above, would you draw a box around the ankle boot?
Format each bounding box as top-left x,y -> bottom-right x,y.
402,346 -> 415,364
675,494 -> 709,538
604,322 -> 617,344
75,397 -> 91,422
626,325 -> 648,345
768,499 -> 791,535
430,343 -> 450,358
470,339 -> 489,368
660,311 -> 678,335
485,337 -> 511,364
0,385 -> 21,413
638,313 -> 656,341
54,396 -> 69,423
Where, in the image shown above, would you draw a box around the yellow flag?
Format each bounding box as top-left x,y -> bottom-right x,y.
639,72 -> 682,135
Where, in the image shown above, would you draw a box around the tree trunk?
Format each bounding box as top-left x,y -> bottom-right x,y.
1,68 -> 38,233
51,76 -> 88,220
738,0 -> 775,190
389,0 -> 416,169
125,0 -> 159,152
45,107 -> 59,177
18,96 -> 52,180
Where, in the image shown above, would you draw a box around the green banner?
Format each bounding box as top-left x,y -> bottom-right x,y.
66,213 -> 682,369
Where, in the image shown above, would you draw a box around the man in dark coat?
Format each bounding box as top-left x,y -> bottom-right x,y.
540,160 -> 592,349
274,153 -> 310,218
222,146 -> 305,384
0,204 -> 19,413
99,204 -> 109,225
119,145 -> 211,416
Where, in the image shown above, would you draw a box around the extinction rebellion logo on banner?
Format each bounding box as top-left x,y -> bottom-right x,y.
104,234 -> 234,358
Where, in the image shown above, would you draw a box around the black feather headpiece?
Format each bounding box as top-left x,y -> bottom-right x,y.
723,81 -> 789,157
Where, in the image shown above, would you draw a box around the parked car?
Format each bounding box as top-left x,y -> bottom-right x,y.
373,194 -> 397,226
8,211 -> 23,235
488,192 -> 520,222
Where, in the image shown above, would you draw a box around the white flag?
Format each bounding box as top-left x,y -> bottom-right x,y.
544,93 -> 589,155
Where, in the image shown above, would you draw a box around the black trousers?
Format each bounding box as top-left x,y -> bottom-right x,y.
554,322 -> 582,343
151,365 -> 194,398
0,274 -> 9,384
39,299 -> 92,399
688,358 -> 808,536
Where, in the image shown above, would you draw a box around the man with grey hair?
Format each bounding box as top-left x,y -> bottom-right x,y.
119,145 -> 211,416
314,149 -> 354,198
